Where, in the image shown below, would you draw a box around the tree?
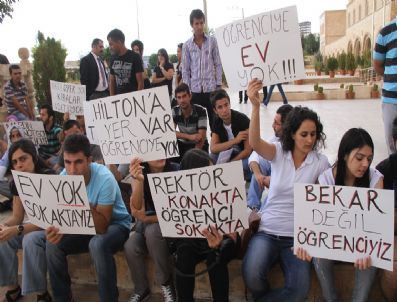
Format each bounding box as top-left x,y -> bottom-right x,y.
0,0 -> 18,23
32,31 -> 67,107
148,53 -> 157,69
301,33 -> 320,55
169,54 -> 178,64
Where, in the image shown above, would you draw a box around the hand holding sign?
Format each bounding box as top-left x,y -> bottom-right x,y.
129,158 -> 144,182
46,226 -> 63,244
247,79 -> 263,107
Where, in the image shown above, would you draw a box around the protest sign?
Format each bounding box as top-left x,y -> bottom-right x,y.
84,86 -> 179,164
2,121 -> 48,145
148,161 -> 248,238
294,183 -> 395,271
50,80 -> 85,116
215,6 -> 305,91
12,171 -> 95,235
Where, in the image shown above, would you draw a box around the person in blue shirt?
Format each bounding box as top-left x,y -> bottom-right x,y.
45,134 -> 131,302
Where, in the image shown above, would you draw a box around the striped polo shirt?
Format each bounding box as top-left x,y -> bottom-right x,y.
4,80 -> 29,114
374,18 -> 397,104
38,124 -> 62,160
172,104 -> 207,144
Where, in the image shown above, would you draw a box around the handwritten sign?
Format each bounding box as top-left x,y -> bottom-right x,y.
294,184 -> 395,271
148,161 -> 248,238
50,80 -> 85,116
12,171 -> 95,235
3,121 -> 48,145
215,6 -> 305,91
84,86 -> 179,164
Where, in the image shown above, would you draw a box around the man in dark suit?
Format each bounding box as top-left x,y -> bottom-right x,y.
80,38 -> 109,100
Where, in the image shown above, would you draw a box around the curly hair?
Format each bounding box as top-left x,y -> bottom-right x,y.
280,106 -> 326,152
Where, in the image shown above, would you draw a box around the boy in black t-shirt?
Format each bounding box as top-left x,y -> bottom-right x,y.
107,29 -> 144,95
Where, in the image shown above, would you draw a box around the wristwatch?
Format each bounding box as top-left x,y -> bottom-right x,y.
17,224 -> 24,236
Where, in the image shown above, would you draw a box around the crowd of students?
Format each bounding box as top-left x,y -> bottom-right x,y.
0,7 -> 396,302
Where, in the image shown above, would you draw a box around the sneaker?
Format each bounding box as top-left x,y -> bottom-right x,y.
161,283 -> 176,302
128,289 -> 150,302
37,291 -> 52,302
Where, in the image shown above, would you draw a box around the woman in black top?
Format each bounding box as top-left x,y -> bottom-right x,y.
151,48 -> 175,97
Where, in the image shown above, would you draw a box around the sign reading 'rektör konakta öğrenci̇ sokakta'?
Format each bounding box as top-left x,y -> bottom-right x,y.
12,171 -> 95,235
215,6 -> 305,91
294,184 -> 395,271
148,161 -> 248,238
84,85 -> 179,164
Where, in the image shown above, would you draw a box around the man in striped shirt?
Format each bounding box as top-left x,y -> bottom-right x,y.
374,18 -> 397,154
182,9 -> 223,130
4,64 -> 35,121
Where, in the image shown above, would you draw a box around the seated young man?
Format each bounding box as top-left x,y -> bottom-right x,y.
210,89 -> 252,179
45,134 -> 131,302
172,83 -> 208,162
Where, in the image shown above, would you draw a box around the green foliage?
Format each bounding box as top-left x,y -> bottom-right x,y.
314,52 -> 323,72
346,52 -> 357,70
372,83 -> 378,91
103,46 -> 111,66
340,83 -> 344,88
362,49 -> 372,68
338,52 -> 347,70
169,54 -> 178,64
314,83 -> 319,91
326,57 -> 338,72
32,31 -> 67,107
148,53 -> 157,70
0,0 -> 18,23
317,86 -> 324,93
301,34 -> 320,55
348,84 -> 354,92
355,55 -> 363,68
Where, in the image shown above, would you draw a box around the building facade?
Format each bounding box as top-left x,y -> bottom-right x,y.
321,0 -> 397,57
299,21 -> 312,36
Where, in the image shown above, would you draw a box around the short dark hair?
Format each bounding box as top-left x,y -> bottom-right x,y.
9,64 -> 20,75
91,38 -> 103,48
280,106 -> 326,152
131,40 -> 144,55
63,119 -> 81,131
107,29 -> 125,44
190,9 -> 205,26
276,104 -> 293,124
63,134 -> 91,157
211,89 -> 230,108
175,83 -> 190,96
177,43 -> 183,49
40,104 -> 55,118
180,149 -> 212,170
157,48 -> 170,65
393,116 -> 397,142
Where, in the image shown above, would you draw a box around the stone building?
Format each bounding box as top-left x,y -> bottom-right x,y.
320,0 -> 397,57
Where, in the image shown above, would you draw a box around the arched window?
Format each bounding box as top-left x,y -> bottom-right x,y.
353,9 -> 356,24
365,0 -> 369,16
359,5 -> 362,20
374,0 -> 377,11
348,13 -> 351,26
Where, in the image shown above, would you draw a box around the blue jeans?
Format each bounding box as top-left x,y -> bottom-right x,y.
0,231 -> 48,295
46,224 -> 129,302
313,258 -> 377,302
242,232 -> 311,302
264,84 -> 288,105
247,157 -> 271,210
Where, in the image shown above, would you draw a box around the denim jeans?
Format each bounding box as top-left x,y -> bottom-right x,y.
313,258 -> 377,302
247,157 -> 271,210
46,224 -> 129,302
0,230 -> 48,295
242,232 -> 311,302
210,154 -> 252,181
264,84 -> 288,105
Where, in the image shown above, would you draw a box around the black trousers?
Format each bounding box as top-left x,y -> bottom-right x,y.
191,92 -> 214,131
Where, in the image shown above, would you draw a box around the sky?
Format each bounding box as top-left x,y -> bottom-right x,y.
0,0 -> 347,63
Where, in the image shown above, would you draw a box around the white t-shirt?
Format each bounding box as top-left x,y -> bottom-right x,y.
259,142 -> 330,237
248,136 -> 278,165
318,167 -> 383,188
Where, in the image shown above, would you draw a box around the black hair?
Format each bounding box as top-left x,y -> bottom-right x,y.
157,48 -> 170,65
180,149 -> 212,170
175,83 -> 191,96
334,128 -> 374,188
393,116 -> 397,142
8,138 -> 46,172
280,106 -> 326,152
177,43 -> 183,49
63,119 -> 81,131
190,9 -> 205,26
39,104 -> 55,118
63,134 -> 91,157
211,89 -> 230,108
107,29 -> 125,44
91,38 -> 103,48
131,40 -> 144,55
9,64 -> 20,75
276,104 -> 293,124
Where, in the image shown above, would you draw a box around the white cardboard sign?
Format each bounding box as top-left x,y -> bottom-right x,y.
148,161 -> 248,238
215,6 -> 305,91
3,121 -> 48,145
50,80 -> 85,116
12,171 -> 96,235
83,86 -> 179,164
294,183 -> 395,271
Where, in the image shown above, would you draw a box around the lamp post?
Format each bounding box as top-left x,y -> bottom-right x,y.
136,0 -> 140,39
